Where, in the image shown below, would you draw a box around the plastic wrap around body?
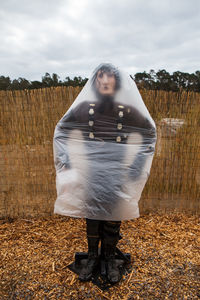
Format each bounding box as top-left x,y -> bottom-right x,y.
53,63 -> 157,221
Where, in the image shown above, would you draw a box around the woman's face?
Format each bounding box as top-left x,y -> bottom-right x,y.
95,71 -> 116,96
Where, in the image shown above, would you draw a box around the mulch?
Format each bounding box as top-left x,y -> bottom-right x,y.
0,212 -> 199,299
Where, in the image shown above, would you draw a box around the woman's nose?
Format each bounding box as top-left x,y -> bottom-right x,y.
102,74 -> 109,84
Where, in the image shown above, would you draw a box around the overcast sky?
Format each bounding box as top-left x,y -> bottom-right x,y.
0,0 -> 200,81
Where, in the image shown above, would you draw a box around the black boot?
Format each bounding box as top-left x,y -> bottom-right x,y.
79,237 -> 99,281
104,245 -> 121,283
79,219 -> 101,281
102,221 -> 122,283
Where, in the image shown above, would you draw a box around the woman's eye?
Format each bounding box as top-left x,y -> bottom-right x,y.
108,73 -> 114,78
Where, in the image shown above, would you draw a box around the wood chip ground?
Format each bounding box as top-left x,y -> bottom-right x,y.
0,213 -> 199,299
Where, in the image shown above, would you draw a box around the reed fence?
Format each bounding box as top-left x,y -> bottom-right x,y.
0,87 -> 199,217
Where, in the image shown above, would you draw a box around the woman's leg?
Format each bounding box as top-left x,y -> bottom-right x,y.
79,218 -> 100,281
101,221 -> 122,283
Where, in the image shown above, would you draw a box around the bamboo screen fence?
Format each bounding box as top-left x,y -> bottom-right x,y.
0,87 -> 199,218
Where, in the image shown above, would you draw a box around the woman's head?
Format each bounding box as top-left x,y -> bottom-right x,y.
92,63 -> 121,96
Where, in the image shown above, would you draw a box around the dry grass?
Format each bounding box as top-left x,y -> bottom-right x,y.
0,213 -> 199,299
0,87 -> 200,217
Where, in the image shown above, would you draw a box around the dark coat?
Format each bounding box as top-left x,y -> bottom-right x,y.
55,98 -> 156,169
54,98 -> 156,219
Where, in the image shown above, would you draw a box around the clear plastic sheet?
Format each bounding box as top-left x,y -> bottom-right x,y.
53,63 -> 157,221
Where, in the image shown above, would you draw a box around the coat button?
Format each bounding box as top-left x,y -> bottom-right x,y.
89,120 -> 94,126
117,123 -> 123,130
89,132 -> 94,139
119,111 -> 123,117
89,108 -> 94,115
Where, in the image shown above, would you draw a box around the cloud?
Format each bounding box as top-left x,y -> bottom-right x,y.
0,0 -> 199,80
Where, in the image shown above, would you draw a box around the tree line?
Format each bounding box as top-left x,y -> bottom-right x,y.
0,69 -> 200,92
134,69 -> 200,92
0,73 -> 88,91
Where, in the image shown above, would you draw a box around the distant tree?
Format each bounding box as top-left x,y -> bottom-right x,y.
41,73 -> 63,87
63,76 -> 88,87
51,73 -> 61,86
184,72 -> 200,91
11,78 -> 30,90
149,69 -> 157,89
42,72 -> 53,87
73,76 -> 88,86
134,71 -> 152,89
155,69 -> 172,91
63,76 -> 73,87
18,78 -> 31,89
31,80 -> 44,89
172,71 -> 186,90
194,71 -> 200,91
80,77 -> 88,86
0,76 -> 11,90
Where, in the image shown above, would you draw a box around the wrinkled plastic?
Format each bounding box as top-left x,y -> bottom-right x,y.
53,63 -> 157,221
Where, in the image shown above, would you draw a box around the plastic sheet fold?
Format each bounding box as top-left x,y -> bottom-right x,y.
53,63 -> 156,220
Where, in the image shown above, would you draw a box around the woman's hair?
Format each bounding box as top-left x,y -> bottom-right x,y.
91,63 -> 121,92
